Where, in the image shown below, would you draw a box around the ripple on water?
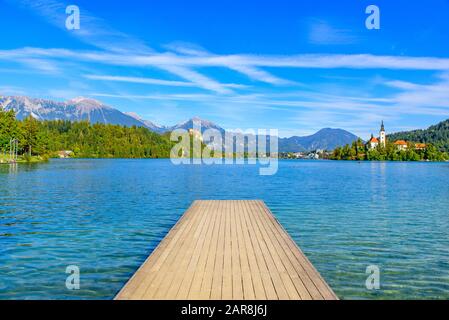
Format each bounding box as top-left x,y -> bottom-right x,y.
1,159 -> 449,299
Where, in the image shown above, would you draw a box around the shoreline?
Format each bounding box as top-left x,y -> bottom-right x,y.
2,155 -> 448,164
0,155 -> 48,164
16,157 -> 449,163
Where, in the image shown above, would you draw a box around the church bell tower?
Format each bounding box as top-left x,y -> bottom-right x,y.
379,120 -> 386,148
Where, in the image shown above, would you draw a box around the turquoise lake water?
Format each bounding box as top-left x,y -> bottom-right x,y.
1,159 -> 449,300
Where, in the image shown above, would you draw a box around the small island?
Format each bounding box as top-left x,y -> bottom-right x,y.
330,121 -> 448,161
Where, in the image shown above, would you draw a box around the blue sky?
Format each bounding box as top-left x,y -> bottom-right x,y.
1,0 -> 449,137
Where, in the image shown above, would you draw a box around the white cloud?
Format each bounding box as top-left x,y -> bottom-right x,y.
227,64 -> 294,85
4,47 -> 449,72
84,74 -> 249,89
308,19 -> 358,45
16,58 -> 60,74
84,74 -> 197,87
0,85 -> 27,96
8,0 -> 152,54
7,0 -> 234,94
161,65 -> 233,94
165,42 -> 292,85
385,73 -> 449,109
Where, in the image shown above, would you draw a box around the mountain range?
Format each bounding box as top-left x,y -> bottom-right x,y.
0,95 -> 359,152
0,95 -> 167,132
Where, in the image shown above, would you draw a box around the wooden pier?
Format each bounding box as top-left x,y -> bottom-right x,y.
115,200 -> 337,300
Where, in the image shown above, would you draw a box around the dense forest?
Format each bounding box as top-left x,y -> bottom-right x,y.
388,119 -> 449,153
0,109 -> 174,160
331,138 -> 448,161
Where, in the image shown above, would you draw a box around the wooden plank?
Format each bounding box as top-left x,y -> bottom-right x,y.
242,200 -> 290,300
235,201 -> 256,300
187,201 -> 221,300
257,201 -> 338,300
115,200 -> 337,300
210,200 -> 226,299
230,200 -> 244,300
197,200 -> 222,299
176,201 -> 214,299
249,201 -> 311,299
140,201 -> 207,299
163,201 -> 212,299
240,201 -> 277,300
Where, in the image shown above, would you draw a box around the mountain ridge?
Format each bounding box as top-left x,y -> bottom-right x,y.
0,95 -> 359,152
0,95 -> 161,130
279,128 -> 360,152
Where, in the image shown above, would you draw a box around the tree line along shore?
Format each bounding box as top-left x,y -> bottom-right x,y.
1,108 -> 448,163
1,109 -> 174,162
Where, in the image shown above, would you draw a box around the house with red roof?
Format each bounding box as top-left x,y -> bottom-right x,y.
414,143 -> 427,150
394,140 -> 408,151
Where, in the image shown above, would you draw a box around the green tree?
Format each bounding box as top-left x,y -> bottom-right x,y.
19,115 -> 40,156
0,109 -> 19,154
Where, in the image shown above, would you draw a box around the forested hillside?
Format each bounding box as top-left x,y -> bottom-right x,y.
0,109 -> 173,159
388,119 -> 449,152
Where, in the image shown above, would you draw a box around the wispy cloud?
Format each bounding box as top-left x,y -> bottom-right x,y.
308,19 -> 358,45
166,42 -> 292,85
7,0 -> 235,94
84,74 -> 198,87
0,85 -> 27,96
226,64 -> 294,85
3,44 -> 449,122
84,74 -> 249,89
3,47 -> 449,71
7,0 -> 152,54
161,65 -> 233,94
386,72 -> 449,109
16,57 -> 60,74
89,71 -> 449,138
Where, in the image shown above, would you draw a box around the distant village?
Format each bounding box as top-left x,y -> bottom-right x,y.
280,150 -> 331,160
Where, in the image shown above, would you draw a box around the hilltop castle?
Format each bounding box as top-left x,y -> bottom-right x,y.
368,121 -> 386,149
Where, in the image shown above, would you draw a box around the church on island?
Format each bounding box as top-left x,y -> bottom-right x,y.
367,121 -> 387,149
367,121 -> 426,151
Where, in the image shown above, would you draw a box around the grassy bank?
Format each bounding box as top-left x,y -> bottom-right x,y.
0,154 -> 48,164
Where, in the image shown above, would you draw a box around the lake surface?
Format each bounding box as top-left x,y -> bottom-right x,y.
1,159 -> 449,300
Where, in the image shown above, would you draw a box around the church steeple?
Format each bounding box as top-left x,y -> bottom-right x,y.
379,121 -> 386,147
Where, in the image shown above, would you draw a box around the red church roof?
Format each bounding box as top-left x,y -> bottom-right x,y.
369,137 -> 379,143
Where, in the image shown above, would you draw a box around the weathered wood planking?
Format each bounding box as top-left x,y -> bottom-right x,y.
115,200 -> 337,300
